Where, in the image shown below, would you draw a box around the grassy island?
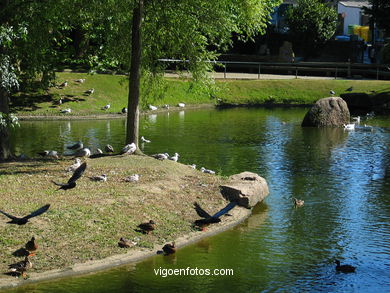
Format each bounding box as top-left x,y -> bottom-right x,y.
0,154 -> 247,287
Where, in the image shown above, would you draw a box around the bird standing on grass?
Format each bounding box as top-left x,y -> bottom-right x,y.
8,256 -> 32,279
101,104 -> 110,110
25,237 -> 38,256
120,143 -> 136,155
52,162 -> 87,190
0,204 -> 50,225
89,174 -> 107,182
137,220 -> 156,234
118,237 -> 137,248
85,88 -> 95,95
169,152 -> 179,162
105,144 -> 114,153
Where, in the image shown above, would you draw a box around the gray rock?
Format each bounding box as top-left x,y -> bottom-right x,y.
220,172 -> 269,208
302,97 -> 350,127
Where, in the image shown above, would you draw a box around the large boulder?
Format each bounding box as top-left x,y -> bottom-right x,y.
301,97 -> 350,127
220,172 -> 269,208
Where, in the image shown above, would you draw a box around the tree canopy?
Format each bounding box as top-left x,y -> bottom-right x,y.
286,0 -> 337,58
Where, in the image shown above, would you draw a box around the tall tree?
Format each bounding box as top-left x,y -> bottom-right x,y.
95,0 -> 280,147
363,0 -> 390,37
286,0 -> 337,58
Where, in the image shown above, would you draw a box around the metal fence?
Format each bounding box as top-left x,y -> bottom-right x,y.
159,59 -> 390,80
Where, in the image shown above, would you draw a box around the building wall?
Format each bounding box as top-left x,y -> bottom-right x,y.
338,3 -> 362,35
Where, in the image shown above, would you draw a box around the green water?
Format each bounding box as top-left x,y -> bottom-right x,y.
5,107 -> 390,292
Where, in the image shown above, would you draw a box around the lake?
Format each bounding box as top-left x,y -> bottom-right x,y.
5,107 -> 390,292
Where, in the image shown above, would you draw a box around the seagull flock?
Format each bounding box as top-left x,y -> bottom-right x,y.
1,129 -> 223,278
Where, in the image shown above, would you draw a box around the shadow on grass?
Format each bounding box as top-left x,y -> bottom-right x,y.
0,160 -> 59,176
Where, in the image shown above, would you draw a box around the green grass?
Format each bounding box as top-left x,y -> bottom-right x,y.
218,79 -> 390,105
0,155 -> 229,276
10,72 -> 390,116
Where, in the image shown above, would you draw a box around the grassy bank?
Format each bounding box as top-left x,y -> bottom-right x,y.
11,72 -> 390,116
0,155 -> 230,278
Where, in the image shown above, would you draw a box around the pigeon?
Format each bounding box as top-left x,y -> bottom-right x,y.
292,197 -> 304,207
59,81 -> 68,87
149,105 -> 158,111
120,143 -> 136,155
73,147 -> 91,158
60,108 -> 71,114
162,242 -> 176,255
74,78 -> 85,83
101,104 -> 110,110
52,162 -> 87,190
193,202 -> 237,230
67,142 -> 83,150
329,90 -> 335,96
89,174 -> 107,182
151,153 -> 169,160
0,204 -> 50,225
37,150 -> 59,159
141,136 -> 151,143
8,256 -> 32,279
121,107 -> 127,114
66,158 -> 82,172
137,220 -> 155,234
124,174 -> 139,182
177,103 -> 185,108
169,152 -> 179,162
84,88 -> 95,95
200,167 -> 215,174
335,260 -> 356,273
105,144 -> 114,153
346,86 -> 353,92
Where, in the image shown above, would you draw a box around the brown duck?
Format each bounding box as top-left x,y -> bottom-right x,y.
162,242 -> 176,255
118,237 -> 137,248
292,197 -> 304,207
25,237 -> 38,256
138,220 -> 155,234
8,256 -> 32,279
335,260 -> 356,273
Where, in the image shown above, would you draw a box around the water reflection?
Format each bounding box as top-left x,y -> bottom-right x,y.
5,108 -> 390,293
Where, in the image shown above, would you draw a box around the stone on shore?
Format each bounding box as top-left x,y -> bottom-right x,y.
220,172 -> 269,208
301,97 -> 350,127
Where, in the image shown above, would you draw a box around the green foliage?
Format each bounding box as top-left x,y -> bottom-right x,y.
363,0 -> 390,36
286,0 -> 337,57
0,112 -> 20,129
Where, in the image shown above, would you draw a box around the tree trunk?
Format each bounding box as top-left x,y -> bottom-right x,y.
126,0 -> 143,149
0,88 -> 11,160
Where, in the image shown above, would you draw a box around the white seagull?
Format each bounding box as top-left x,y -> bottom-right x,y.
74,78 -> 85,83
178,103 -> 185,108
37,150 -> 59,159
152,153 -> 169,160
101,104 -> 110,110
105,144 -> 114,153
59,81 -> 68,87
343,123 -> 355,131
89,174 -> 107,182
188,164 -> 196,169
200,167 -> 215,174
85,88 -> 95,95
124,174 -> 139,182
120,143 -> 136,155
169,152 -> 179,162
149,105 -> 158,111
60,108 -> 71,114
352,116 -> 360,124
74,147 -> 91,158
141,136 -> 151,143
66,158 -> 82,172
